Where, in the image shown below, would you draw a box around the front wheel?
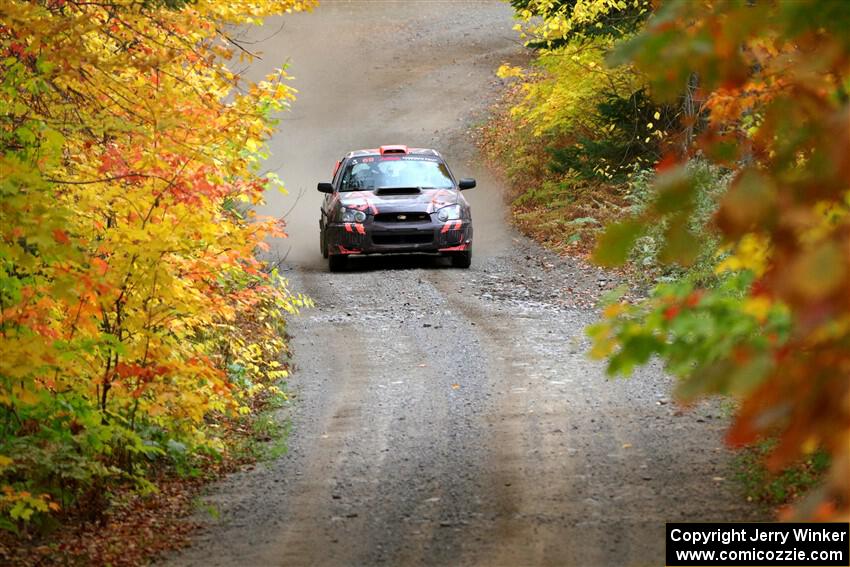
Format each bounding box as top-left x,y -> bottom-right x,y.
328,254 -> 347,272
450,249 -> 472,269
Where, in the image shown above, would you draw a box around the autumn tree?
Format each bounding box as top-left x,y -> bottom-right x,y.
504,0 -> 664,183
591,0 -> 850,519
1,0 -> 313,528
510,0 -> 652,48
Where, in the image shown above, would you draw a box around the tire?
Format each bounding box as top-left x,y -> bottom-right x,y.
328,254 -> 347,272
450,250 -> 472,269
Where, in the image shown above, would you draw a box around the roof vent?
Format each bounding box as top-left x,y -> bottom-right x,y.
379,145 -> 408,155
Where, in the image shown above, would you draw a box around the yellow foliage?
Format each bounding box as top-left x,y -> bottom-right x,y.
508,39 -> 640,138
715,233 -> 771,277
497,64 -> 525,79
516,0 -> 651,45
742,296 -> 772,323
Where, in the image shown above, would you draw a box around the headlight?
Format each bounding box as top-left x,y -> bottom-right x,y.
436,204 -> 462,222
437,205 -> 462,222
340,207 -> 367,223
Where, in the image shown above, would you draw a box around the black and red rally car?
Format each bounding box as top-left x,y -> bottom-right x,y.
317,145 -> 475,271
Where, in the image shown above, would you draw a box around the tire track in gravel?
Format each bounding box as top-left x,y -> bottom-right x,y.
426,272 -> 614,567
426,266 -> 765,566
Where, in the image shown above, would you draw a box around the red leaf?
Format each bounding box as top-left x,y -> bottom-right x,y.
654,153 -> 679,173
52,229 -> 71,245
684,290 -> 703,308
91,257 -> 109,276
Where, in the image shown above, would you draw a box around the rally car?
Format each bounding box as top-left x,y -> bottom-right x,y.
317,145 -> 475,272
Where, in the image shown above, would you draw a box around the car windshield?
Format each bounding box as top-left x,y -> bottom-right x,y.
339,156 -> 454,192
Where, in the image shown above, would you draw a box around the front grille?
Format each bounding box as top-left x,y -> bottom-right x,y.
372,232 -> 434,245
374,212 -> 431,223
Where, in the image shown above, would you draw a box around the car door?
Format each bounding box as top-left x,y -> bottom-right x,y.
321,157 -> 346,230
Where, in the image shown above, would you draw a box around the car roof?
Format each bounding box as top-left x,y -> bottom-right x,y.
344,145 -> 443,159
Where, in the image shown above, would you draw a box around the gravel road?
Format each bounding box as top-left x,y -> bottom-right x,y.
165,2 -> 764,566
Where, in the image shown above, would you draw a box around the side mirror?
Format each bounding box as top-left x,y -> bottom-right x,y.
458,178 -> 476,190
317,182 -> 334,194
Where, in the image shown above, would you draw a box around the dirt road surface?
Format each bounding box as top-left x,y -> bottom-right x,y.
165,2 -> 764,566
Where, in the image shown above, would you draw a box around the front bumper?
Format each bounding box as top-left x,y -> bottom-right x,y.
327,219 -> 472,255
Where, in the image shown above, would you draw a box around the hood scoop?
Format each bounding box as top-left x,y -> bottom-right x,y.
374,186 -> 422,196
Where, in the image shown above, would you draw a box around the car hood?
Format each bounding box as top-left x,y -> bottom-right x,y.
338,189 -> 462,214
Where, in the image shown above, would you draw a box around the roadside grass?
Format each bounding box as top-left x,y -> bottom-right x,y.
512,176 -> 629,257
238,389 -> 292,463
735,440 -> 831,509
0,380 -> 294,566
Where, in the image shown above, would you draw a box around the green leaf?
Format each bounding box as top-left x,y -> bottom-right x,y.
659,217 -> 700,266
652,167 -> 695,215
593,220 -> 643,266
